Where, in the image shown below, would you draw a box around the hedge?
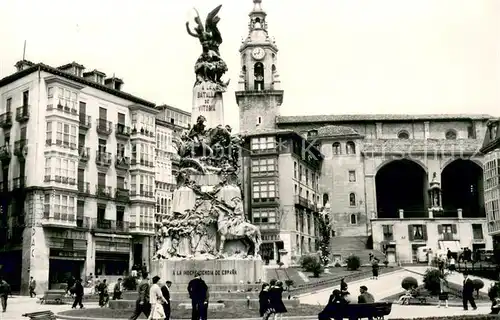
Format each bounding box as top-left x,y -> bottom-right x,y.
389,316 -> 498,320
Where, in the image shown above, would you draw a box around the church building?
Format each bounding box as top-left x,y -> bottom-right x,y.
237,0 -> 493,265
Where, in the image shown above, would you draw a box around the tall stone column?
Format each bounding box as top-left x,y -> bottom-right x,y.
84,233 -> 95,277
21,191 -> 49,295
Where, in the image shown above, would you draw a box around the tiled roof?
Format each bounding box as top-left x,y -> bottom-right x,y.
316,125 -> 361,137
0,62 -> 155,108
240,128 -> 294,137
277,114 -> 493,124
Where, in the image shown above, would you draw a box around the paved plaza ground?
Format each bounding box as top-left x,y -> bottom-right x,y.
1,267 -> 495,319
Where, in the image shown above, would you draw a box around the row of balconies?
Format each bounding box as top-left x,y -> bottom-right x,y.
78,149 -> 154,170
77,182 -> 154,200
46,103 -> 78,116
0,140 -> 28,162
95,119 -> 131,140
0,106 -> 30,129
41,213 -> 155,234
294,195 -> 319,212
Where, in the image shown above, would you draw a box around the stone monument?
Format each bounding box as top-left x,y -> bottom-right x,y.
150,5 -> 263,285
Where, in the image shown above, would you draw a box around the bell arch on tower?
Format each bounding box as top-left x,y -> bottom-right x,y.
254,62 -> 264,91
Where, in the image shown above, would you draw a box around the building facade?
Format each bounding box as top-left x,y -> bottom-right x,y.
479,119 -> 500,261
154,105 -> 190,226
0,60 -> 163,294
237,1 -> 493,264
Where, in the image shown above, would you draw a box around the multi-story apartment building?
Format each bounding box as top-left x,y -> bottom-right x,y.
479,119 -> 500,261
0,60 -> 158,294
237,0 -> 493,265
154,105 -> 190,225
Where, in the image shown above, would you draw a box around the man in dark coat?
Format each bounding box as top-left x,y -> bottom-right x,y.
129,272 -> 151,320
188,272 -> 209,320
0,276 -> 11,312
71,279 -> 84,309
98,279 -> 109,307
462,272 -> 477,310
161,281 -> 172,320
318,289 -> 348,320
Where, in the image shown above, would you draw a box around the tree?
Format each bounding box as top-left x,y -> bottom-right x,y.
345,255 -> 361,271
317,217 -> 331,266
401,276 -> 418,290
122,276 -> 137,291
423,268 -> 442,295
472,279 -> 484,298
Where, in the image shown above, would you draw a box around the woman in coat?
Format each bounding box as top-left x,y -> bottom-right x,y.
372,258 -> 380,280
269,280 -> 287,320
259,283 -> 271,317
437,276 -> 449,308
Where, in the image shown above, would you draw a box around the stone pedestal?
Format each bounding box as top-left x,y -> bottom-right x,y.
150,259 -> 264,284
191,81 -> 224,128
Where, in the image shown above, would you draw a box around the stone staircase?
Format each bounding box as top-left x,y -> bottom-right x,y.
330,236 -> 386,265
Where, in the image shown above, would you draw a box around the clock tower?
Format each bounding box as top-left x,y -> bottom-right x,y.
235,0 -> 284,132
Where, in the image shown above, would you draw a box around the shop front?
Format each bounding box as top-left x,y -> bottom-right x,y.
94,235 -> 131,276
47,229 -> 87,288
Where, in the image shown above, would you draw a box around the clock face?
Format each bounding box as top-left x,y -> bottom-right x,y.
252,47 -> 266,60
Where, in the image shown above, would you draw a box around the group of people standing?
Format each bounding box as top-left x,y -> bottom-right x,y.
258,279 -> 287,320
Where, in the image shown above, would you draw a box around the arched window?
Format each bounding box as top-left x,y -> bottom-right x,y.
398,130 -> 409,139
254,62 -> 264,91
349,193 -> 356,207
332,142 -> 341,155
350,214 -> 357,224
346,141 -> 356,154
323,193 -> 329,206
272,64 -> 276,73
445,129 -> 457,140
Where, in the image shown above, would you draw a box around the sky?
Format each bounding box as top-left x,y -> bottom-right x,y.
0,0 -> 499,131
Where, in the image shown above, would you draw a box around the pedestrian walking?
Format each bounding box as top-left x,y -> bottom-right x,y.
437,277 -> 449,308
269,280 -> 287,320
113,278 -> 123,300
98,279 -> 109,307
371,258 -> 379,280
0,276 -> 10,312
259,283 -> 271,318
148,276 -> 168,320
448,257 -> 456,274
129,272 -> 151,320
71,278 -> 84,309
188,271 -> 209,320
462,272 -> 477,311
161,280 -> 172,320
29,277 -> 37,298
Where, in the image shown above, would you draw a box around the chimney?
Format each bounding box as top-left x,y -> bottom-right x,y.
58,62 -> 85,77
14,60 -> 35,72
104,77 -> 124,91
83,70 -> 106,85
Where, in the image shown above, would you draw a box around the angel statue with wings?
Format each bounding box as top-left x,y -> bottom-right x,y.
186,5 -> 229,87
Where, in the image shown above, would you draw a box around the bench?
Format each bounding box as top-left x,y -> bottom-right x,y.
22,311 -> 57,320
319,302 -> 392,320
40,289 -> 66,304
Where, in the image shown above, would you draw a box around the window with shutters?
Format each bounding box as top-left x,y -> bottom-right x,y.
382,225 -> 393,241
438,224 -> 456,241
408,224 -> 426,241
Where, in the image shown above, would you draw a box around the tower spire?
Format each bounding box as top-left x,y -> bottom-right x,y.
253,0 -> 263,12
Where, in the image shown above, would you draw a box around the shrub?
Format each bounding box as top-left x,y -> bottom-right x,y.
472,279 -> 485,297
284,279 -> 294,289
278,261 -> 284,268
423,268 -> 443,295
383,259 -> 389,267
334,262 -> 342,268
345,255 -> 361,271
489,282 -> 500,301
401,276 -> 418,290
122,275 -> 137,291
300,254 -> 324,277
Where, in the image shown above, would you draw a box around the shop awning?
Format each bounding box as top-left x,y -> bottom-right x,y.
438,240 -> 461,252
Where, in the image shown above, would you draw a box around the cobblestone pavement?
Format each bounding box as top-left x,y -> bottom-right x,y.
0,296 -> 98,320
0,268 -> 494,320
299,268 -> 491,319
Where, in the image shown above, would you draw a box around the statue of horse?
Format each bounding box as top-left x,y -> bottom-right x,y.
215,206 -> 261,258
